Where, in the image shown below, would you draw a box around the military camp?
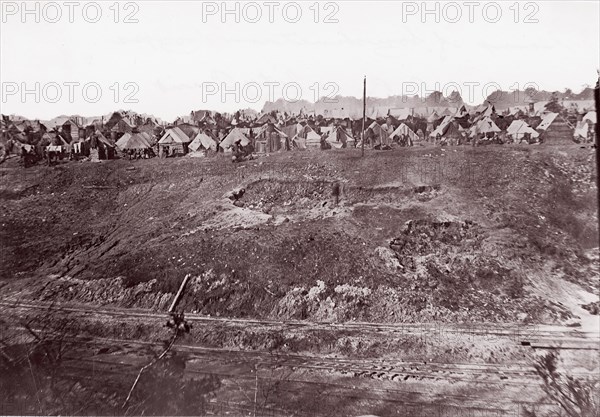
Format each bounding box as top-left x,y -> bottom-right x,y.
2,87 -> 597,168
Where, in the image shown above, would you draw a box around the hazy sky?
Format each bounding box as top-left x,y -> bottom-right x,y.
1,0 -> 599,121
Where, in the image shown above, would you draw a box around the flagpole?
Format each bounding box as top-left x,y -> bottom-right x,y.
594,74 -> 599,249
362,76 -> 366,157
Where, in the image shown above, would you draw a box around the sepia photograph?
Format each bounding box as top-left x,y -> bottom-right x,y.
0,1 -> 599,416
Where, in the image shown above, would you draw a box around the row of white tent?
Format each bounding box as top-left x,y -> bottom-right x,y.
427,111 -> 573,140
112,123 -> 356,153
113,127 -> 218,152
431,116 -> 542,140
115,109 -> 597,153
371,100 -> 595,122
428,115 -> 503,139
208,122 -> 419,151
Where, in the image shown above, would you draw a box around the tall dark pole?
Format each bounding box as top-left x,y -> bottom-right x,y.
362,76 -> 366,157
595,75 -> 600,251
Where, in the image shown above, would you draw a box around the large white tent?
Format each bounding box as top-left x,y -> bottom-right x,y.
189,132 -> 218,152
390,123 -> 419,143
219,128 -> 250,151
506,120 -> 539,140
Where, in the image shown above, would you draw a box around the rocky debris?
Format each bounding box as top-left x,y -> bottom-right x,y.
564,318 -> 582,327
413,184 -> 441,194
32,275 -> 173,310
226,188 -> 245,201
581,301 -> 600,315
200,206 -> 272,231
383,219 -> 546,320
375,247 -> 402,271
413,184 -> 441,202
272,281 -> 373,322
240,179 -> 332,209
234,178 -> 352,222
550,154 -> 595,195
390,220 -> 479,257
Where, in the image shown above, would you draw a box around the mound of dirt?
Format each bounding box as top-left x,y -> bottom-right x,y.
582,301 -> 600,315
0,146 -> 597,324
31,275 -> 173,310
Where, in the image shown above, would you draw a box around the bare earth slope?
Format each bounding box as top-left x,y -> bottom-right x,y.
0,144 -> 597,325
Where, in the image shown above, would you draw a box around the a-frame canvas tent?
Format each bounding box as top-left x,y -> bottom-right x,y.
582,111 -> 596,125
116,132 -> 152,150
189,132 -> 218,152
440,121 -> 463,140
254,123 -> 289,139
506,120 -> 539,140
158,127 -> 191,145
454,105 -> 469,118
220,128 -> 250,151
390,123 -> 419,143
158,127 -> 191,155
365,121 -> 391,146
476,117 -> 501,134
294,124 -> 321,149
325,126 -> 355,148
93,130 -> 115,148
429,116 -> 453,138
254,123 -> 289,153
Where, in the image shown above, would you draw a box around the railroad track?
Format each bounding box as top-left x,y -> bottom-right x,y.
57,365 -> 530,417
51,336 -> 565,389
59,357 -> 548,410
4,323 -> 545,383
67,352 -> 541,386
57,352 -> 564,417
5,298 -> 592,416
3,298 -> 598,384
10,324 -> 596,399
2,299 -> 598,347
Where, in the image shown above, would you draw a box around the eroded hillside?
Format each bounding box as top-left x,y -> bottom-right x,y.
1,145 -> 597,324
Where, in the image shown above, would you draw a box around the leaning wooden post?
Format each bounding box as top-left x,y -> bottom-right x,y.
169,274 -> 191,313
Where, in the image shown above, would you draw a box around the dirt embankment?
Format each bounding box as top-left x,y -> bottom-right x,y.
0,145 -> 597,324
